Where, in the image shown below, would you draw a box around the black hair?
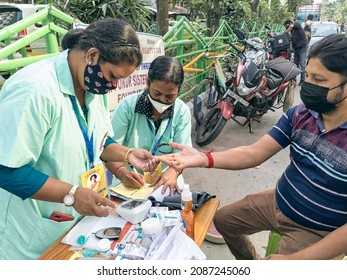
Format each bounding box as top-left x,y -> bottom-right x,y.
307,14 -> 314,21
307,33 -> 347,77
62,18 -> 142,67
147,56 -> 184,88
283,20 -> 292,27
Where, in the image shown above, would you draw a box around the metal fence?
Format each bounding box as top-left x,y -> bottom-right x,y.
0,6 -> 284,98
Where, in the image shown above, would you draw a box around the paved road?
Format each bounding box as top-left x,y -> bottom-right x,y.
185,84 -> 302,259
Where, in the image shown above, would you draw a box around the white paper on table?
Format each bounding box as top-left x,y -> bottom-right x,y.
61,213 -> 127,250
147,185 -> 171,202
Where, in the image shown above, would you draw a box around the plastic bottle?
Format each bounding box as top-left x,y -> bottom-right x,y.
180,184 -> 195,240
98,238 -> 112,260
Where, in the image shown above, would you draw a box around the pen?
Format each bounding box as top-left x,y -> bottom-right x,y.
130,165 -> 138,174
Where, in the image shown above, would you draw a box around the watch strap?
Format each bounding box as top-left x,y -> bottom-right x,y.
69,185 -> 79,196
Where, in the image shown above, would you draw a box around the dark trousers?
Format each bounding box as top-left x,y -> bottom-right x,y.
293,45 -> 308,83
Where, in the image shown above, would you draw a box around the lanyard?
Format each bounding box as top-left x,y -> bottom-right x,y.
146,117 -> 172,155
69,96 -> 95,168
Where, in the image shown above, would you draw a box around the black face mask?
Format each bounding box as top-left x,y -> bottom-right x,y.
84,64 -> 117,95
300,81 -> 347,114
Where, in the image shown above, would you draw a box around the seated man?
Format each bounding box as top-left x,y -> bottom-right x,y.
159,34 -> 347,259
106,55 -> 192,195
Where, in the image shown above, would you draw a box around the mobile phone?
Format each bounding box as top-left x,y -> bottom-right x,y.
49,211 -> 74,222
95,227 -> 122,240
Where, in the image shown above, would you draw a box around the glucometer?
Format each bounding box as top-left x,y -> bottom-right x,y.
95,227 -> 122,239
116,199 -> 152,224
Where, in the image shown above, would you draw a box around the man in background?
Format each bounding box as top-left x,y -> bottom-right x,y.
284,19 -> 308,86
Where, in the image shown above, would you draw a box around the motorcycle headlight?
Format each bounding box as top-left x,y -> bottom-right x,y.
236,76 -> 256,96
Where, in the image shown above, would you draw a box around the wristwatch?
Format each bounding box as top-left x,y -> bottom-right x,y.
63,185 -> 79,207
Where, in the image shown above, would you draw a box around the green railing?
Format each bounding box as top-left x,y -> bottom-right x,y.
0,6 -> 284,99
0,5 -> 74,76
163,16 -> 284,99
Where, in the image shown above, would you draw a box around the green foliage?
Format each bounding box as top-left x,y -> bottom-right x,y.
50,0 -> 152,32
321,0 -> 347,23
222,0 -> 292,29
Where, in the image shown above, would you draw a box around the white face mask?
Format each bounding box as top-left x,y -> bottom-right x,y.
148,94 -> 173,113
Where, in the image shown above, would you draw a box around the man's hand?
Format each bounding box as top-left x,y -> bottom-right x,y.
264,254 -> 294,260
156,142 -> 207,170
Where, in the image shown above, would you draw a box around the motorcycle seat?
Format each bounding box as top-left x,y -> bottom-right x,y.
266,69 -> 283,89
265,57 -> 301,82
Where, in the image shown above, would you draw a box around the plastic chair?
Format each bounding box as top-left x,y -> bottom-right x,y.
265,231 -> 281,256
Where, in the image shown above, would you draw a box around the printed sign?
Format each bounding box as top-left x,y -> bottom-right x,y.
107,32 -> 165,111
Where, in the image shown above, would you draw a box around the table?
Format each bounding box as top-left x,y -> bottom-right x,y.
38,197 -> 220,260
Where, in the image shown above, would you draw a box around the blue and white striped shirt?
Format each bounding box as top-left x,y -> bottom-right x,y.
268,103 -> 347,231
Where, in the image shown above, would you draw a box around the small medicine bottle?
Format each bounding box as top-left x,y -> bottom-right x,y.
180,184 -> 195,240
141,217 -> 164,249
98,238 -> 112,260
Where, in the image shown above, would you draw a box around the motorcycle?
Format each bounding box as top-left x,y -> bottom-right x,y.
194,28 -> 301,147
265,26 -> 292,61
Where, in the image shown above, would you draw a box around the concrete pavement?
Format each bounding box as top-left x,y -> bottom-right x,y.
184,84 -> 302,260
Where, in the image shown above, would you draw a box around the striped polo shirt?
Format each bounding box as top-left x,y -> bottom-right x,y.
268,102 -> 347,231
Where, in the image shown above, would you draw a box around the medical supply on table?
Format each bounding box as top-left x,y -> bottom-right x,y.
155,210 -> 182,227
98,238 -> 112,260
149,206 -> 169,217
114,243 -> 147,260
141,218 -> 164,249
95,227 -> 121,240
116,199 -> 152,224
180,184 -> 195,240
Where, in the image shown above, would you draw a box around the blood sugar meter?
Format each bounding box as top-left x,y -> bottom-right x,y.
116,199 -> 152,224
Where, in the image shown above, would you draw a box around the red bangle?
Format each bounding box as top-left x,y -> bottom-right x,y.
203,149 -> 214,168
114,165 -> 126,178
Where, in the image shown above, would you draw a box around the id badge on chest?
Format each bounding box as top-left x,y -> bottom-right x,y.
80,164 -> 108,197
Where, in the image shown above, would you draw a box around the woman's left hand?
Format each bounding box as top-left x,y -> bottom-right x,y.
150,167 -> 181,196
128,148 -> 159,172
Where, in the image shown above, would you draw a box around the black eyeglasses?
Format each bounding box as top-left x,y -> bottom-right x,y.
157,143 -> 173,155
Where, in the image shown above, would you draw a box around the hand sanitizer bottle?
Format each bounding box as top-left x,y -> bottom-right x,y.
180,184 -> 195,240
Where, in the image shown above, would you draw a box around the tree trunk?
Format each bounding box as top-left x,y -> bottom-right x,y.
157,0 -> 169,36
214,0 -> 222,33
206,0 -> 213,36
251,0 -> 260,13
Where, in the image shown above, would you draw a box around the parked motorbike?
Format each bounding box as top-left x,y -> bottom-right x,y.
265,26 -> 292,61
194,28 -> 301,146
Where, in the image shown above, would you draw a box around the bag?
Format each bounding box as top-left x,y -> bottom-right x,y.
145,223 -> 206,260
149,190 -> 216,211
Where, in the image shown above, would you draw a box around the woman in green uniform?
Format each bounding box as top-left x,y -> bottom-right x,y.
0,18 -> 156,259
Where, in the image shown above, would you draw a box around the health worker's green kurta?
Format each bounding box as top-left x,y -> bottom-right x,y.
110,92 -> 192,188
0,50 -> 113,259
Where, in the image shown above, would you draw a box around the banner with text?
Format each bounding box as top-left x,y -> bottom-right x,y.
107,32 -> 165,111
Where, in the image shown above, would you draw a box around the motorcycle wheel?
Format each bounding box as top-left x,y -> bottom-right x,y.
196,107 -> 227,146
283,80 -> 295,112
193,78 -> 217,127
